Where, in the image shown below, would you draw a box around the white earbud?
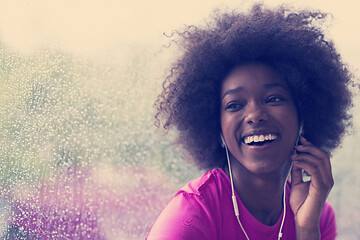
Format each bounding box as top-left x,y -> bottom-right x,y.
220,133 -> 226,148
295,121 -> 304,150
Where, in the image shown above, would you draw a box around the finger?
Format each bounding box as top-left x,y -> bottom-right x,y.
292,160 -> 325,191
291,158 -> 304,186
295,143 -> 329,161
297,136 -> 332,174
292,155 -> 334,190
292,153 -> 333,185
295,144 -> 332,175
299,135 -> 312,146
292,160 -> 333,203
296,137 -> 332,176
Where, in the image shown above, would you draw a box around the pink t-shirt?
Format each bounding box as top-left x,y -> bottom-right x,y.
146,168 -> 337,240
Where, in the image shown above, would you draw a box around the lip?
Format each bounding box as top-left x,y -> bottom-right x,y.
240,129 -> 280,151
240,129 -> 279,141
241,139 -> 278,151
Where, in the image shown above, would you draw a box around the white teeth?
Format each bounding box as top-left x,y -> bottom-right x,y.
245,136 -> 254,144
243,134 -> 277,144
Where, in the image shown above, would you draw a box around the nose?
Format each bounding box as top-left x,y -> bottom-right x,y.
244,101 -> 268,125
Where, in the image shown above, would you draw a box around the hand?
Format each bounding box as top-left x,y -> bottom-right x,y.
290,136 -> 334,239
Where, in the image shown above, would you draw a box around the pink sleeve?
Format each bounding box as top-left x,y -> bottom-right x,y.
146,191 -> 218,240
320,201 -> 337,240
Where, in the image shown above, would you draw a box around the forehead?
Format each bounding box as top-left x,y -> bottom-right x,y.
221,63 -> 289,93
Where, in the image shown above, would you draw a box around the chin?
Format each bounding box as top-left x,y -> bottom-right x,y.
244,158 -> 287,175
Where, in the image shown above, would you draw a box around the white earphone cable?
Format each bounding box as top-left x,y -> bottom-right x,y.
278,164 -> 290,240
224,142 -> 250,240
223,136 -> 288,240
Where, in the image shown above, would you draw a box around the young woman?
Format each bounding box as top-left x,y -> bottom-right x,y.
147,4 -> 353,240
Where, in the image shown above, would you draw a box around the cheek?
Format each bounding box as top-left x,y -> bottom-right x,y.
282,110 -> 298,125
220,112 -> 238,132
278,107 -> 299,137
220,111 -> 227,130
270,105 -> 298,129
220,113 -> 244,151
288,107 -> 299,126
220,113 -> 234,145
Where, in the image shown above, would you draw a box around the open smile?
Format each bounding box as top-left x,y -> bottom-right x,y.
241,132 -> 279,149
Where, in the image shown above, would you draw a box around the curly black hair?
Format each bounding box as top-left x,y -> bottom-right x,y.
155,4 -> 353,170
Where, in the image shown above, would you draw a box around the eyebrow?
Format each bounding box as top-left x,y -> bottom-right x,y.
221,82 -> 288,100
263,82 -> 288,90
221,86 -> 244,100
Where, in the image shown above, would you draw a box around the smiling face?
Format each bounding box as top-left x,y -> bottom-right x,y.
220,63 -> 299,174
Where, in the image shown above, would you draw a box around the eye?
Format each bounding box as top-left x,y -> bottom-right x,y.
266,96 -> 285,104
225,102 -> 246,111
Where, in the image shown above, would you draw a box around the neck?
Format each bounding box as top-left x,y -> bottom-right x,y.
224,157 -> 291,226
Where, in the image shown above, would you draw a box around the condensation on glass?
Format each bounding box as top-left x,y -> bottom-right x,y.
0,46 -> 200,239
